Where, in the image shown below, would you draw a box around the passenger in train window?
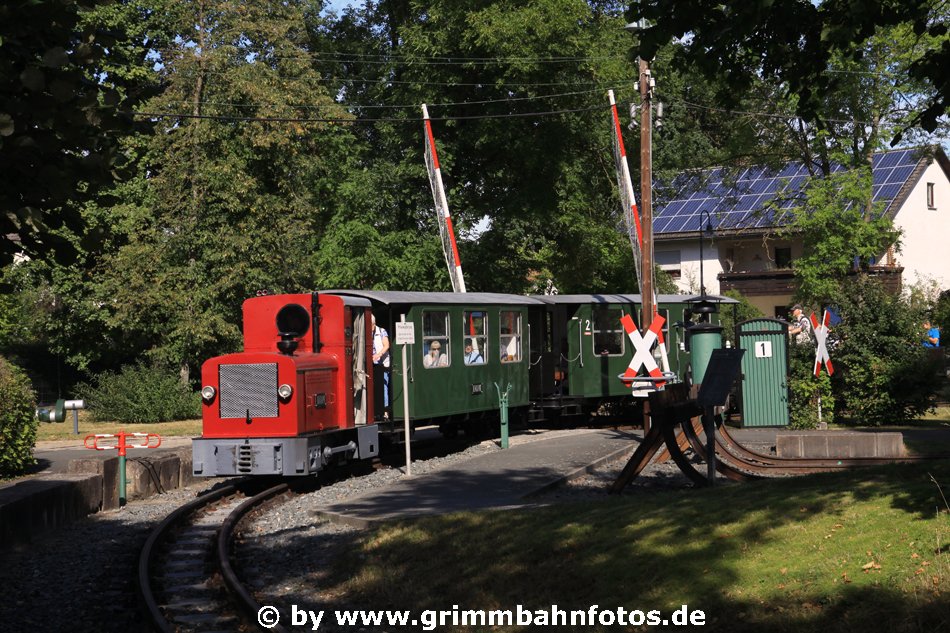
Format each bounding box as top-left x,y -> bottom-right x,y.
424,340 -> 448,368
464,339 -> 484,365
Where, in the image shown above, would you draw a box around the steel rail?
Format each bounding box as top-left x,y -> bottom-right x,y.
679,416 -> 759,481
137,484 -> 239,633
217,483 -> 291,633
658,414 -> 709,486
716,422 -> 950,470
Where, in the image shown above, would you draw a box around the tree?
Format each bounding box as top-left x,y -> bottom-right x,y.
0,0 -> 145,265
829,275 -> 941,425
323,0 -> 760,294
631,0 -> 949,142
775,165 -> 899,306
92,0 -> 357,382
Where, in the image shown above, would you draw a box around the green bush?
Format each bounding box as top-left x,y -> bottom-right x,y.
830,276 -> 941,425
788,344 -> 834,429
0,356 -> 38,477
77,363 -> 200,423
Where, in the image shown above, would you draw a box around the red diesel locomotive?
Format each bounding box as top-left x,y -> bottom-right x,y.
192,292 -> 380,477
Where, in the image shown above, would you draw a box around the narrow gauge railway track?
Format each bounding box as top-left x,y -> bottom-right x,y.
138,481 -> 290,633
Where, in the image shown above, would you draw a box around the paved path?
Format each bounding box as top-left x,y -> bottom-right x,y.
318,428 -> 639,527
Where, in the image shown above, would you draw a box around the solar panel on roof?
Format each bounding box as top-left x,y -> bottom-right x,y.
652,149 -> 926,235
665,216 -> 689,232
878,152 -> 900,168
875,183 -> 902,200
889,165 -> 914,183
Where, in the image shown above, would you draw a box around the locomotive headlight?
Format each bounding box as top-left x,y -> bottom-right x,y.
278,383 -> 293,400
201,386 -> 216,402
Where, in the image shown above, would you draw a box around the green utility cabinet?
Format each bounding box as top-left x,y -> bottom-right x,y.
736,318 -> 790,427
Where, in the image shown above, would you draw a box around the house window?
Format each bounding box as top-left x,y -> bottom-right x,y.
655,250 -> 681,279
927,182 -> 936,209
463,311 -> 487,365
422,311 -> 450,368
774,247 -> 792,269
499,311 -> 522,363
592,306 -> 624,356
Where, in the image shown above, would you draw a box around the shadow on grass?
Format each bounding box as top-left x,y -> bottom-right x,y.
254,459 -> 950,633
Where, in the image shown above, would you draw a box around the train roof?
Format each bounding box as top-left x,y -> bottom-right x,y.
321,290 -> 738,307
323,290 -> 544,306
534,293 -> 739,305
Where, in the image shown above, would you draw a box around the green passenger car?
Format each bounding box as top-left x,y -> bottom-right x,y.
330,291 -> 539,434
530,295 -> 736,415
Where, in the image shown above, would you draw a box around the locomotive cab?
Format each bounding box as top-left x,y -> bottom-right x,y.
192,293 -> 379,476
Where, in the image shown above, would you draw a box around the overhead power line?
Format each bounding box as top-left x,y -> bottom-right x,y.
165,88 -> 607,111
130,104 -> 608,123
153,47 -> 623,65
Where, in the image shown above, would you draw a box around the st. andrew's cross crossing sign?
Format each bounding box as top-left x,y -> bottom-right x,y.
620,312 -> 667,388
811,310 -> 834,376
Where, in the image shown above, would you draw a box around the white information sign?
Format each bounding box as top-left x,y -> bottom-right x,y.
754,341 -> 773,358
395,322 -> 415,345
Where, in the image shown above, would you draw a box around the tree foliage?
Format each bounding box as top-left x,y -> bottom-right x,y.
0,356 -> 37,477
776,166 -> 899,306
0,0 -> 146,265
830,276 -> 941,425
631,0 -> 950,141
2,0 -> 946,404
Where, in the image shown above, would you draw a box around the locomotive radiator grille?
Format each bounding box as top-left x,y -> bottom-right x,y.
219,363 -> 279,418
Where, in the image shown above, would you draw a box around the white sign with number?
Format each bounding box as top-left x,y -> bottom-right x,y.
395,322 -> 415,345
754,341 -> 773,358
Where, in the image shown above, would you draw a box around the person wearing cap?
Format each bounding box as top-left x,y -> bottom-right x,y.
788,304 -> 812,344
424,340 -> 448,367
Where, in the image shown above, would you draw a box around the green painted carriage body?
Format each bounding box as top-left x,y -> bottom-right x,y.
330,291 -> 534,422
329,290 -> 736,422
535,295 -> 735,400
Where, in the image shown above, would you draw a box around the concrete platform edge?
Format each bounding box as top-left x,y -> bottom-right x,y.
0,447 -> 195,549
521,444 -> 637,499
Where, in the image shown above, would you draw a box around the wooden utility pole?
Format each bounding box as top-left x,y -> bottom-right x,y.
638,57 -> 655,330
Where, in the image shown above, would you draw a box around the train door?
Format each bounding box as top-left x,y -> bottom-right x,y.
528,305 -> 555,398
351,307 -> 369,425
370,309 -> 392,422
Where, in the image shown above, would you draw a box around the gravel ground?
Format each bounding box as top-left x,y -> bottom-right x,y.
0,429 -> 719,633
0,479 -> 221,633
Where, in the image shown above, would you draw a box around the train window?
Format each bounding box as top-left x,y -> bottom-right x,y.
592,306 -> 624,356
499,311 -> 522,362
463,311 -> 488,365
422,311 -> 450,368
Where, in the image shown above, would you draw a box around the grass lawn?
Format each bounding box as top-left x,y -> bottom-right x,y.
34,412 -> 202,441
317,461 -> 950,632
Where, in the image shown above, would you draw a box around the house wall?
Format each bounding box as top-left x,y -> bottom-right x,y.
655,240 -> 725,295
891,160 -> 950,291
655,236 -> 802,294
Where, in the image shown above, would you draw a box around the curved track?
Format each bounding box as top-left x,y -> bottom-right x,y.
138,482 -> 290,632
681,415 -> 950,482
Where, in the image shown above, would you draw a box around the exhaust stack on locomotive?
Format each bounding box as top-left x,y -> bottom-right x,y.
192,293 -> 379,477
